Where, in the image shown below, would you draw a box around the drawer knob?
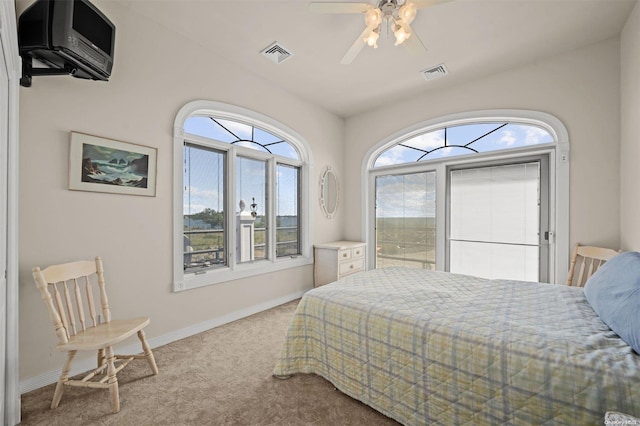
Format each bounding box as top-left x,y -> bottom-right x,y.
350,265 -> 354,269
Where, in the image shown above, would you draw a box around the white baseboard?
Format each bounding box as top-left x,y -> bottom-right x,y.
20,290 -> 306,394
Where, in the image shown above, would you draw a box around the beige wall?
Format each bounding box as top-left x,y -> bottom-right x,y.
620,1 -> 640,250
18,1 -> 345,380
343,38 -> 622,254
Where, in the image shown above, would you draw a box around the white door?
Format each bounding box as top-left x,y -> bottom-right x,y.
448,159 -> 549,282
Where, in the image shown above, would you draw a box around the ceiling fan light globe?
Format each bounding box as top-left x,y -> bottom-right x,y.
364,8 -> 382,27
365,30 -> 380,48
398,2 -> 417,24
393,24 -> 411,45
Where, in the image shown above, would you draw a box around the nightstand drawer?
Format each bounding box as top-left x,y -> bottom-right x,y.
339,249 -> 352,260
339,257 -> 364,275
352,246 -> 364,258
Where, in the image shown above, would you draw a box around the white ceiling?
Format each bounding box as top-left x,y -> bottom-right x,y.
122,0 -> 636,118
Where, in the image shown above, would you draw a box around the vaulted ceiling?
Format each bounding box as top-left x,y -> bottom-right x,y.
121,0 -> 636,117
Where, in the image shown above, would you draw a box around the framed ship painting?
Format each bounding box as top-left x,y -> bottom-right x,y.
69,132 -> 157,196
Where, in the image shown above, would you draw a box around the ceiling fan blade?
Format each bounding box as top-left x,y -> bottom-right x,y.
309,2 -> 372,14
340,26 -> 370,64
402,24 -> 428,55
410,0 -> 453,9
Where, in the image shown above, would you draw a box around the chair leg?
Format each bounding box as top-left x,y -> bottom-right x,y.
52,350 -> 76,409
97,348 -> 105,368
138,329 -> 158,375
104,346 -> 120,413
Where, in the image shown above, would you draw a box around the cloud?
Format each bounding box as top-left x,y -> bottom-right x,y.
375,131 -> 446,167
499,130 -> 517,146
376,174 -> 436,217
186,185 -> 220,199
184,185 -> 223,214
405,131 -> 445,151
524,126 -> 552,145
217,118 -> 252,140
375,146 -> 406,167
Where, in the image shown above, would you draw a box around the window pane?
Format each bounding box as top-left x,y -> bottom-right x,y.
184,116 -> 237,143
184,115 -> 300,160
276,164 -> 300,257
375,144 -> 425,167
183,144 -> 226,272
446,123 -> 504,148
373,122 -> 554,167
449,162 -> 540,280
254,127 -> 283,145
268,142 -> 300,159
375,172 -> 436,270
403,129 -> 445,151
236,157 -> 267,262
464,123 -> 554,153
217,118 -> 253,141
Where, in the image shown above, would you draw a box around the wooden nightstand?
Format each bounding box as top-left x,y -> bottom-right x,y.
313,241 -> 366,287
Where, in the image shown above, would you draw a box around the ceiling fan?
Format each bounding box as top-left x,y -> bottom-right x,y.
309,0 -> 451,64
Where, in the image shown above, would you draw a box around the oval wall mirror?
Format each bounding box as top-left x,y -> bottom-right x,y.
319,166 -> 339,219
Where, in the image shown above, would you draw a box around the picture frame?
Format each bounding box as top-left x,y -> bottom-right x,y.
69,132 -> 157,197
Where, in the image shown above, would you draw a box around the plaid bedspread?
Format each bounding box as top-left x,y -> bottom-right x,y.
273,267 -> 640,425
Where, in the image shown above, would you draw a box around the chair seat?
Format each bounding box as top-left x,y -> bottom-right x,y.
58,317 -> 150,351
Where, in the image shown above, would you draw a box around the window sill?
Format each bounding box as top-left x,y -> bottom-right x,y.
174,255 -> 313,292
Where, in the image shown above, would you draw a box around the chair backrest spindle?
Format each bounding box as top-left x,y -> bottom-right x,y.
96,257 -> 111,323
73,277 -> 87,332
62,280 -> 77,336
85,275 -> 98,326
48,281 -> 70,344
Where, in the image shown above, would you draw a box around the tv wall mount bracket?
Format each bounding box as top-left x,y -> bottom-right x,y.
20,55 -> 82,87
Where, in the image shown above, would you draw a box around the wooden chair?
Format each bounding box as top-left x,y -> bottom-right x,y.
32,256 -> 158,413
566,243 -> 621,287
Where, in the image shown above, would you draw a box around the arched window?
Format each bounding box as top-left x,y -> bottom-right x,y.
374,122 -> 554,167
184,116 -> 300,159
365,111 -> 569,284
173,101 -> 312,291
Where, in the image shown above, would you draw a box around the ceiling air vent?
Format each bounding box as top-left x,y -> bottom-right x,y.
260,42 -> 293,64
421,64 -> 448,81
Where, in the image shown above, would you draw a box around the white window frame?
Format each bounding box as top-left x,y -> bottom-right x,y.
173,101 -> 313,291
363,110 -> 570,284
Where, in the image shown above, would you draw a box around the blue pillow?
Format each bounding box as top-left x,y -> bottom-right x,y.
583,251 -> 640,354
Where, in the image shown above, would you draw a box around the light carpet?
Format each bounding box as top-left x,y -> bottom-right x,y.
19,300 -> 399,425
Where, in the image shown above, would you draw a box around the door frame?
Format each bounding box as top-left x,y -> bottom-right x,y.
1,1 -> 21,424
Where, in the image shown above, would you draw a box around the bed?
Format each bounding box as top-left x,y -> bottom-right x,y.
273,264 -> 640,425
